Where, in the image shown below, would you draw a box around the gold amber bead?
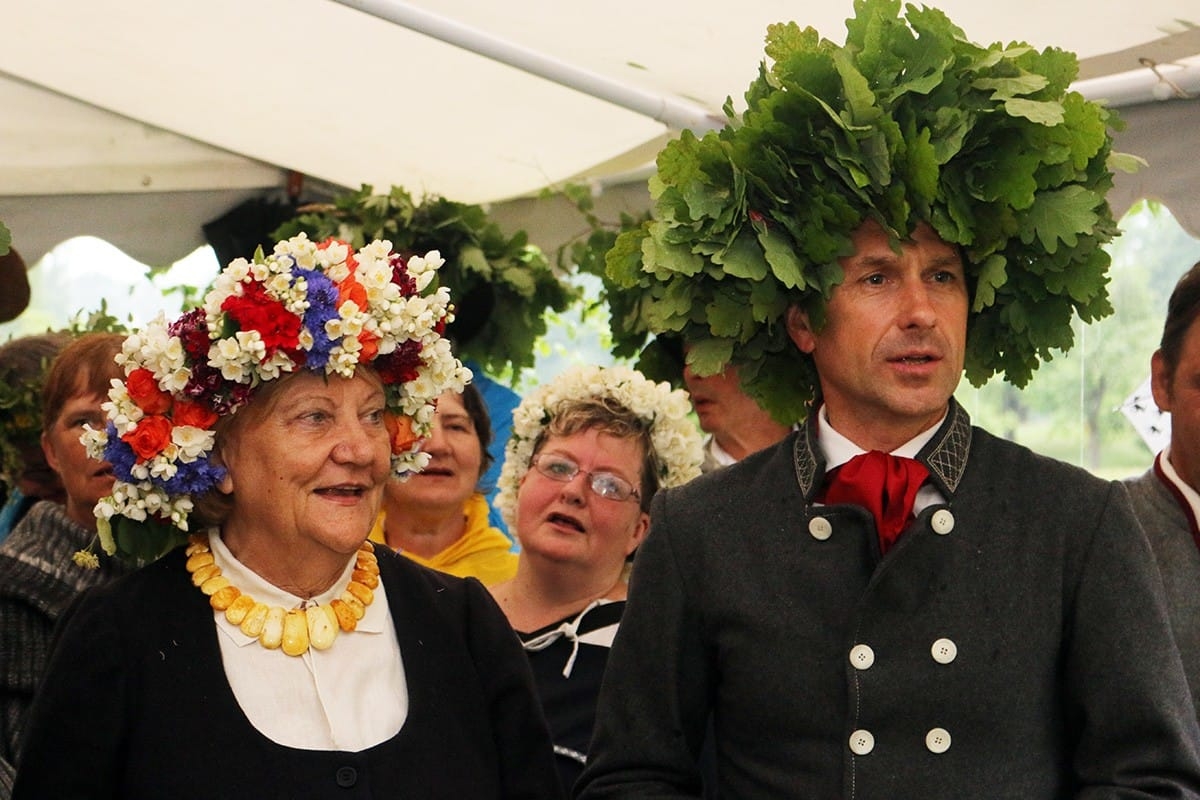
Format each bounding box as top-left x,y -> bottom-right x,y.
339,591 -> 366,620
260,607 -> 286,649
281,609 -> 309,656
200,575 -> 231,596
185,539 -> 210,557
330,599 -> 358,632
224,593 -> 256,625
186,551 -> 215,571
345,581 -> 373,606
239,603 -> 270,637
307,605 -> 338,651
209,585 -> 241,611
351,568 -> 379,589
190,563 -> 220,587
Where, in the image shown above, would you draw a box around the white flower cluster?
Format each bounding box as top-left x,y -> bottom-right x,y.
494,364 -> 704,530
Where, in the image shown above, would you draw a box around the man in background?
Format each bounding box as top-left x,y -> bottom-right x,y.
1126,259 -> 1200,715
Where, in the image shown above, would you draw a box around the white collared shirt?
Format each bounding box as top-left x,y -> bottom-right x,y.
208,533 -> 408,751
1159,444 -> 1200,525
815,406 -> 947,513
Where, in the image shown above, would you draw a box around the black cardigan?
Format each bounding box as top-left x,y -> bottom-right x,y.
13,542 -> 563,799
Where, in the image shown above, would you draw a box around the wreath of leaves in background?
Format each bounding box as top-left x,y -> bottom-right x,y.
273,185 -> 577,384
550,184 -> 686,387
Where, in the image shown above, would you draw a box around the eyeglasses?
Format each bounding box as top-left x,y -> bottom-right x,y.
530,454 -> 641,503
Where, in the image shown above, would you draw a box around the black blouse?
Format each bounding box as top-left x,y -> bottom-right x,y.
518,599 -> 624,794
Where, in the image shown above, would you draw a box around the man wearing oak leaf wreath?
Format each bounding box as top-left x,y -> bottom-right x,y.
576,2 -> 1200,798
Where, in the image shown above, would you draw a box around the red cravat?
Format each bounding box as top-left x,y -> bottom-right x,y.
822,450 -> 929,554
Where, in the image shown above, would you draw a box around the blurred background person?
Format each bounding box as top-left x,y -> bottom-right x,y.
684,360 -> 795,473
0,332 -> 72,542
658,335 -> 794,473
369,384 -> 517,585
0,332 -> 129,790
12,237 -> 562,799
489,364 -> 703,793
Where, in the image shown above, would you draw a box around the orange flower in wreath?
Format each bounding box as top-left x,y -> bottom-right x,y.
384,413 -> 419,455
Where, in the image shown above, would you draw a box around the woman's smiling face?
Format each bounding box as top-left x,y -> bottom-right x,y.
217,371 -> 392,565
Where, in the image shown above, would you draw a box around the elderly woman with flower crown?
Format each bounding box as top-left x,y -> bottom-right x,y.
487,364 -> 703,793
11,235 -> 563,800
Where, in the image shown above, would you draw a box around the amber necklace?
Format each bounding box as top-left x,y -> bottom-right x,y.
184,533 -> 381,657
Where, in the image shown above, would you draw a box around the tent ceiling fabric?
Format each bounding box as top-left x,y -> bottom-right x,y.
1,1 -> 1198,266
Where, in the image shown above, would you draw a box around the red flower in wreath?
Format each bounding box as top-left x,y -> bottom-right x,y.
126,368 -> 172,415
121,415 -> 174,462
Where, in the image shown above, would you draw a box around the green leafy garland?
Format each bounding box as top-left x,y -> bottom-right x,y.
0,362 -> 50,484
0,219 -> 10,256
274,184 -> 576,382
605,0 -> 1133,424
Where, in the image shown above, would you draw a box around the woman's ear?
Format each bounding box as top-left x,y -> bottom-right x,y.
625,510 -> 651,558
40,431 -> 61,476
211,446 -> 235,495
786,305 -> 817,354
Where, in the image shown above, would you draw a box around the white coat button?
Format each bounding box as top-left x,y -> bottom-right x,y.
848,729 -> 875,755
809,516 -> 833,541
849,644 -> 875,670
930,509 -> 955,535
931,638 -> 957,664
926,727 -> 952,754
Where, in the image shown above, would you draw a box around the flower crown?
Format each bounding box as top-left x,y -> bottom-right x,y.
274,184 -> 577,380
493,364 -> 704,530
84,233 -> 470,564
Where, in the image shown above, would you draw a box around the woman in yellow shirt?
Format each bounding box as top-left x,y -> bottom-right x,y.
370,383 -> 517,585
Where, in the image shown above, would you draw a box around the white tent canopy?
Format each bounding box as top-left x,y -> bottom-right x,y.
2,0 -> 1198,267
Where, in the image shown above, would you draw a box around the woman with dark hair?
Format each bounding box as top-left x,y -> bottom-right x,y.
0,332 -> 130,790
11,236 -> 561,799
369,383 -> 518,585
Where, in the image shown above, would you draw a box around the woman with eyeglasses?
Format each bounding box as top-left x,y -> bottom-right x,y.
489,364 -> 704,794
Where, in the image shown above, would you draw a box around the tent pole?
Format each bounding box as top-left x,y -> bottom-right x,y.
328,0 -> 725,134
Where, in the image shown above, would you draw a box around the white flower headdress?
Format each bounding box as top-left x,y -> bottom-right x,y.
494,364 -> 703,530
83,233 -> 470,564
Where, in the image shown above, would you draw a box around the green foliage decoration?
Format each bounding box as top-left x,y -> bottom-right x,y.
606,0 -> 1129,424
550,183 -> 657,363
0,220 -> 10,256
274,184 -> 577,382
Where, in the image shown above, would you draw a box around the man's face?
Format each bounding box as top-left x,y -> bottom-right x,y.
682,361 -> 769,438
786,219 -> 968,451
1152,319 -> 1200,491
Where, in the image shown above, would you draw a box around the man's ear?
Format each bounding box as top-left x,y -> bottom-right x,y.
1150,349 -> 1173,414
786,305 -> 817,354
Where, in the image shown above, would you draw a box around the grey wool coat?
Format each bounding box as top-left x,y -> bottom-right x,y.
576,399 -> 1200,800
1125,464 -> 1200,719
